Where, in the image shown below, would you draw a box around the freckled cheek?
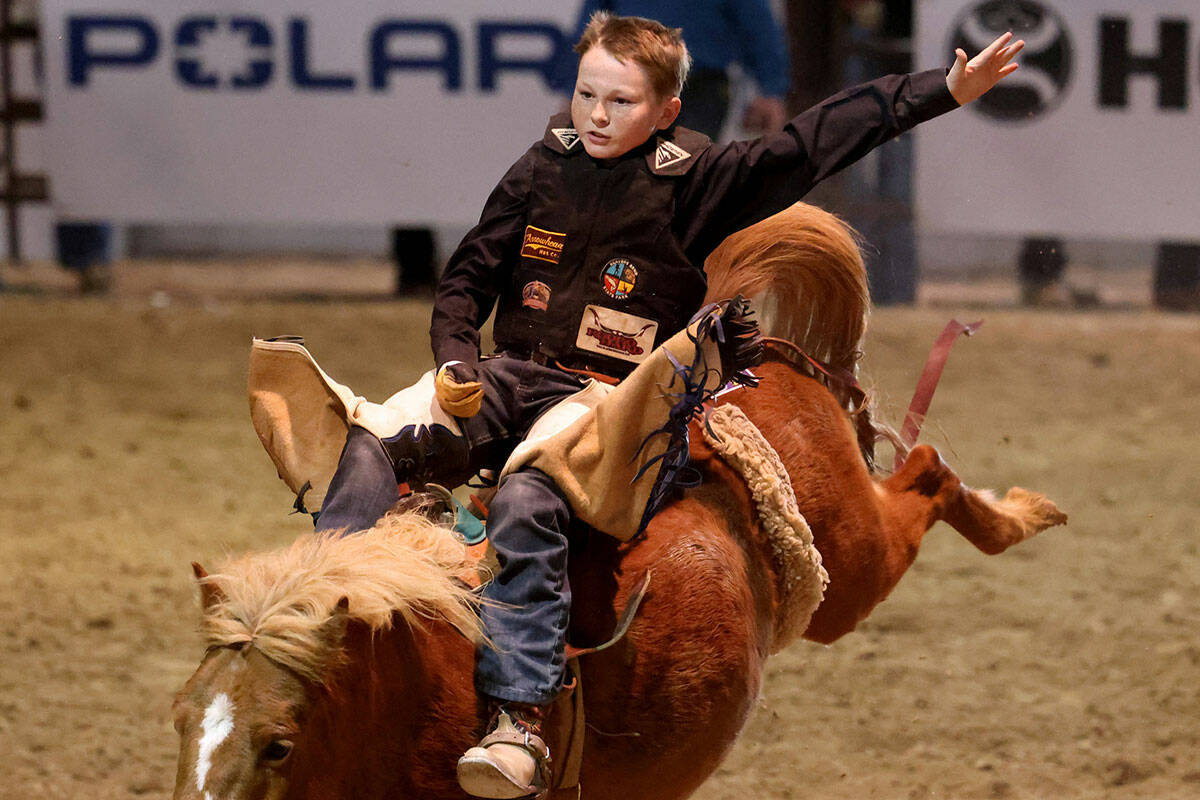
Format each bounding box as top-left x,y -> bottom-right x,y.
571,99 -> 590,125
618,108 -> 651,130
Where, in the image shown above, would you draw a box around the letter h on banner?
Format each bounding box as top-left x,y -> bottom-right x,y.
1099,17 -> 1189,109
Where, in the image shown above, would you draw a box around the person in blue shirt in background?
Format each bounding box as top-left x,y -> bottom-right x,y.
555,0 -> 791,138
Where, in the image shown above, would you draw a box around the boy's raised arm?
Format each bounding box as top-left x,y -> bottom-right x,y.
678,33 -> 1025,256
946,31 -> 1025,106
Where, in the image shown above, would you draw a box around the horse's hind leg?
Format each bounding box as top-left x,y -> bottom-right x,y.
889,445 -> 1067,555
944,482 -> 1067,555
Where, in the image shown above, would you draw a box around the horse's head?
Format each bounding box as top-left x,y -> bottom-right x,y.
171,518 -> 484,799
171,564 -> 349,800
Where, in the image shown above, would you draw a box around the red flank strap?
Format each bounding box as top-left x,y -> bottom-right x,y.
894,320 -> 982,471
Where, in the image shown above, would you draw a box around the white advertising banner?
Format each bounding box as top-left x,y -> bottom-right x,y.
915,1 -> 1200,239
40,1 -> 575,226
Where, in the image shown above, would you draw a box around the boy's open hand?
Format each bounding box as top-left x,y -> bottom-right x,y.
946,31 -> 1024,105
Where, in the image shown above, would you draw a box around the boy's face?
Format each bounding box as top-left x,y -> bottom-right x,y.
571,46 -> 681,159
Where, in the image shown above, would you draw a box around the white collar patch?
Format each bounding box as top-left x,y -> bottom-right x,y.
552,127 -> 580,150
196,692 -> 235,796
654,139 -> 690,170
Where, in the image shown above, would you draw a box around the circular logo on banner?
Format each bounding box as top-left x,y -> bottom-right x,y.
601,259 -> 638,300
950,0 -> 1072,123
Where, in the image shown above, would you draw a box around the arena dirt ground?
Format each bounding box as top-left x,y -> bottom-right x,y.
1,260 -> 1197,799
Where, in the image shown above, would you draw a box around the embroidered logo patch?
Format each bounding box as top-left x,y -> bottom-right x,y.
576,305 -> 658,363
654,139 -> 690,170
600,258 -> 638,300
522,280 -> 551,311
552,128 -> 581,150
520,225 -> 566,265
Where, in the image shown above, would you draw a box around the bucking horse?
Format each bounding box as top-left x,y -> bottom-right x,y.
172,203 -> 1066,800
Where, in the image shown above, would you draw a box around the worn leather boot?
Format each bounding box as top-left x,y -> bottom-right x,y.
457,704 -> 551,799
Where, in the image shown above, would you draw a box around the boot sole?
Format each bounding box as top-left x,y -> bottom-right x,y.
456,754 -> 538,799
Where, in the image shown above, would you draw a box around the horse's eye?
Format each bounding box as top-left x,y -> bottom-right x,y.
262,739 -> 293,765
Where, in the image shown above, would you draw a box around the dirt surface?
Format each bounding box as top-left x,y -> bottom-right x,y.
2,274 -> 1198,799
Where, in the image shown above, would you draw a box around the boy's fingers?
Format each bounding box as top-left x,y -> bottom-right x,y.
986,31 -> 1013,54
977,31 -> 1013,64
997,41 -> 1025,63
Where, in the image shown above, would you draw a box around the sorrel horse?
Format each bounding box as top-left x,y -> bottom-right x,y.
172,204 -> 1065,800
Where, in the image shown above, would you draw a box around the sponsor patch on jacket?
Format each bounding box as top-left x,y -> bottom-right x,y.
600,258 -> 638,300
551,128 -> 580,150
521,225 -> 566,265
654,140 -> 690,170
522,280 -> 551,310
576,305 -> 658,363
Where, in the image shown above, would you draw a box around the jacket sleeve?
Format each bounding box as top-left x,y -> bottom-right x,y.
429,149 -> 534,367
679,68 -> 958,261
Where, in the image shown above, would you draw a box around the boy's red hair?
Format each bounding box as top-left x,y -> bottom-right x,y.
574,12 -> 692,99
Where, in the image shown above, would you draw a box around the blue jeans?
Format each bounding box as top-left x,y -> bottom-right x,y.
474,468 -> 575,706
313,427 -> 402,534
313,356 -> 585,705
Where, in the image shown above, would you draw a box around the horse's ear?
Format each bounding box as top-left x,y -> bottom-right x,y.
317,597 -> 351,651
192,562 -> 226,611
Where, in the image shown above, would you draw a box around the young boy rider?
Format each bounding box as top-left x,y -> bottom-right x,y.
311,12 -> 1023,799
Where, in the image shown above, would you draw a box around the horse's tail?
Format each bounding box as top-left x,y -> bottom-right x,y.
702,202 -> 868,377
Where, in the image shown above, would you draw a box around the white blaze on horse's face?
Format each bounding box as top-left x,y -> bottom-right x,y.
173,645 -> 306,800
196,692 -> 235,797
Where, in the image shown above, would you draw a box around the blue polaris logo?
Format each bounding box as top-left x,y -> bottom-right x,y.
66,15 -> 568,92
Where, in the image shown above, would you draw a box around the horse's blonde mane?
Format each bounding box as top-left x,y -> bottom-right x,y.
704,202 -> 869,376
198,513 -> 483,684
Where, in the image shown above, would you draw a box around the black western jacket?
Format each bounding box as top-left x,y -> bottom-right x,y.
431,68 -> 958,379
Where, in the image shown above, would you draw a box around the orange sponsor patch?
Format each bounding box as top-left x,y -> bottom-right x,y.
521,225 -> 566,265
